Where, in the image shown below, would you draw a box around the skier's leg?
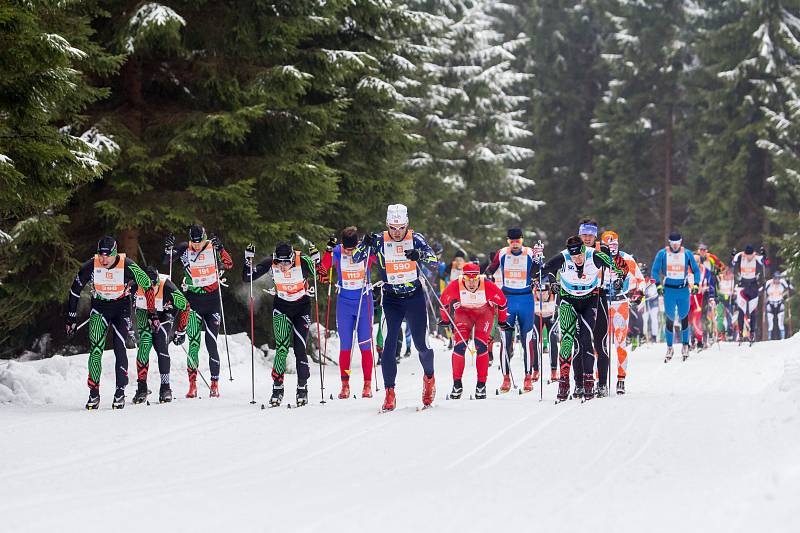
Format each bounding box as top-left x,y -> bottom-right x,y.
578,299 -> 597,393
356,296 -> 374,382
87,310 -> 109,390
135,309 -> 152,383
473,306 -> 494,384
186,310 -> 202,379
336,297 -> 356,381
663,289 -> 677,347
557,301 -> 578,381
201,310 -> 221,382
381,293 -> 404,388
289,308 -> 311,386
676,288 -> 691,345
594,295 -> 610,385
778,302 -> 786,339
271,309 -> 292,384
548,317 -> 559,371
518,298 -> 536,374
451,311 -> 471,382
110,311 -> 130,389
407,289 -> 434,378
614,301 -> 630,379
153,319 -> 171,385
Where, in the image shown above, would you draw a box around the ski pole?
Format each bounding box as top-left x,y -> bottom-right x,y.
607,271 -> 614,396
351,246 -> 371,379
537,256 -> 544,402
420,273 -> 476,357
246,245 -> 256,405
213,249 -> 233,381
179,344 -> 212,391
311,259 -> 326,404
323,264 -> 334,365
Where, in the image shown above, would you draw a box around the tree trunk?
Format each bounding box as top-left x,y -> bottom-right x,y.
119,228 -> 140,261
664,105 -> 673,239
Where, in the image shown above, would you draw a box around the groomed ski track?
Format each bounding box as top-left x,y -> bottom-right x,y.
1,333 -> 799,532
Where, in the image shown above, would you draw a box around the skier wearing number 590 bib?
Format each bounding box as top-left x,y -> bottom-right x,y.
353,204 -> 439,411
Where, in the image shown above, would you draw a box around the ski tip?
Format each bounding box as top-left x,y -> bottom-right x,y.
260,403 -> 265,409
495,389 -> 499,395
146,401 -> 150,406
329,394 -> 333,400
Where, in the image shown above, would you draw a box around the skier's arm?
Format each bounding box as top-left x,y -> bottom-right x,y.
353,234 -> 380,265
243,258 -> 274,282
593,250 -> 624,276
163,242 -> 188,266
67,260 -> 93,317
484,250 -> 502,276
686,251 -> 701,286
540,254 -> 566,278
217,247 -> 234,270
301,255 -> 317,282
438,281 -> 459,322
486,281 -> 509,323
413,233 -> 439,267
165,280 -> 190,333
126,258 -> 156,313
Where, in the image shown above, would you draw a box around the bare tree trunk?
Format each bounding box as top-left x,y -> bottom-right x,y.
664,105 -> 674,239
119,228 -> 140,261
118,55 -> 143,261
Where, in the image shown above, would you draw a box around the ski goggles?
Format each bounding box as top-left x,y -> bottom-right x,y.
387,224 -> 407,232
462,271 -> 481,281
669,239 -> 682,247
507,238 -> 523,245
273,256 -> 293,265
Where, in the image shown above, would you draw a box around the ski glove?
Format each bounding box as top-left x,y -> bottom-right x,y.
437,318 -> 451,328
149,313 -> 161,333
691,285 -> 699,295
533,241 -> 544,260
307,284 -> 316,298
600,244 -> 611,256
612,278 -> 624,291
65,312 -> 77,336
210,235 -> 223,251
244,243 -> 255,265
404,248 -> 420,261
164,234 -> 176,254
173,330 -> 186,345
309,244 -> 321,264
550,282 -> 560,295
326,236 -> 338,252
362,233 -> 379,248
657,285 -> 664,296
499,321 -> 513,331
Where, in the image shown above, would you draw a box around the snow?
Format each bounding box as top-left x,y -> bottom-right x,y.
0,330 -> 798,530
79,127 -> 120,155
0,153 -> 12,166
125,3 -> 186,53
43,34 -> 86,59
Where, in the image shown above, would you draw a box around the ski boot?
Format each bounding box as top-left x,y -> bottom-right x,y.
269,382 -> 284,407
395,352 -> 401,364
362,381 -> 372,398
382,387 -> 396,411
499,374 -> 511,393
550,368 -> 558,383
338,381 -> 351,400
596,384 -> 609,398
616,379 -> 625,395
556,378 -> 570,403
572,385 -> 584,400
523,374 -> 534,393
664,346 -> 674,363
422,375 -> 436,406
132,381 -> 149,404
681,344 -> 689,361
475,382 -> 487,399
403,348 -> 411,358
159,384 -> 173,403
209,380 -> 220,398
582,374 -> 595,401
295,384 -> 308,407
533,369 -> 540,382
186,371 -> 198,398
449,379 -> 463,400
112,387 -> 125,409
85,387 -> 100,410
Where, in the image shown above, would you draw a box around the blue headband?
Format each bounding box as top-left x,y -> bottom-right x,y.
578,223 -> 598,237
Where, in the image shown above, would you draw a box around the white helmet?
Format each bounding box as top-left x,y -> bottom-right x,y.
386,204 -> 409,226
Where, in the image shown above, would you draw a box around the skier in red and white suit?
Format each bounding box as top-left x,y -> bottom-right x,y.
439,263 -> 509,400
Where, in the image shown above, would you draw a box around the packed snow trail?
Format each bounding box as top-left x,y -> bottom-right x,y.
1,333 -> 799,532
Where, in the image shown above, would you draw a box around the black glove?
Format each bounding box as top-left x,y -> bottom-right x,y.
326,235 -> 338,252
363,233 -> 378,248
550,282 -> 560,295
173,329 -> 186,345
164,234 -> 176,253
600,244 -> 611,256
657,285 -> 664,296
613,278 -> 624,291
244,243 -> 255,265
485,274 -> 494,283
499,321 -> 513,331
731,248 -> 738,258
759,246 -> 766,257
309,244 -> 321,264
65,312 -> 77,336
149,312 -> 161,332
437,318 -> 451,328
404,248 -> 420,261
210,235 -> 223,251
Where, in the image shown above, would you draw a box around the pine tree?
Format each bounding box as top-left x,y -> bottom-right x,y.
0,0 -> 123,351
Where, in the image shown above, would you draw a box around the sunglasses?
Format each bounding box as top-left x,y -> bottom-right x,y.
507,238 -> 523,244
463,272 -> 480,280
388,224 -> 407,232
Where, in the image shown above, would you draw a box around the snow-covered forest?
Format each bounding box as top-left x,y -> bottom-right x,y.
3,0 -> 800,355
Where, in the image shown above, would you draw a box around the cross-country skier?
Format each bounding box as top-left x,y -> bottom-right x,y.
641,268 -> 660,343
132,266 -> 192,404
438,262 -> 509,399
689,252 -> 716,349
599,231 -> 645,395
651,231 -> 701,361
320,227 -> 376,399
540,236 -> 622,402
484,227 -> 544,393
765,271 -> 790,340
66,236 -> 157,410
732,245 -> 766,343
164,224 -> 233,398
244,242 -> 318,407
445,250 -> 467,283
354,204 -> 439,411
717,267 -> 736,340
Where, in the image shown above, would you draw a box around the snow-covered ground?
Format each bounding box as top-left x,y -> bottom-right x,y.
1,332 -> 799,532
